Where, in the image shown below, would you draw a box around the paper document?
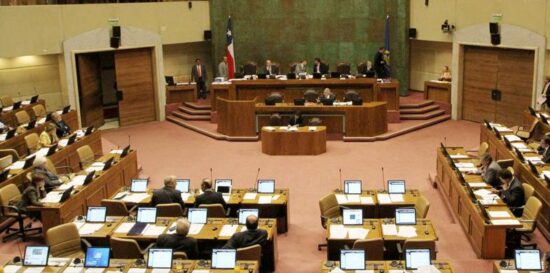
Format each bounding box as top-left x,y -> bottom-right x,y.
49,257 -> 71,266
0,133 -> 7,141
3,265 -> 22,273
79,223 -> 104,235
85,166 -> 104,172
353,271 -> 374,273
127,269 -> 146,273
143,225 -> 166,236
474,189 -> 492,197
114,191 -> 128,199
450,154 -> 469,159
488,211 -> 510,218
7,160 -> 25,170
397,226 -> 417,238
361,196 -> 374,204
219,224 -> 239,237
491,219 -> 521,225
308,126 -> 317,131
335,194 -> 347,204
73,221 -> 86,230
34,148 -> 50,158
541,170 -> 550,179
382,224 -> 398,236
377,194 -> 391,204
37,117 -> 46,124
272,194 -> 280,200
58,139 -> 69,147
389,194 -> 404,202
258,195 -> 272,204
63,267 -> 83,273
493,126 -> 512,132
328,268 -> 345,273
3,106 -> 14,111
85,268 -> 105,273
525,156 -> 543,165
190,270 -> 210,273
498,270 -> 519,273
243,192 -> 257,200
24,267 -> 45,273
479,199 -> 498,205
414,265 -> 442,273
189,224 -> 204,235
41,191 -> 63,203
263,126 -> 275,131
346,194 -> 360,203
115,222 -> 134,233
468,182 -> 488,188
181,193 -> 191,201
329,224 -> 347,239
70,175 -> 87,186
110,149 -> 123,154
455,162 -> 475,168
151,270 -> 170,273
222,195 -> 230,202
503,135 -> 521,142
347,228 -> 369,239
122,193 -> 149,203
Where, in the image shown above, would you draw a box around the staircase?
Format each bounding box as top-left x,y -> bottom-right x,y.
170,102 -> 211,121
400,100 -> 448,120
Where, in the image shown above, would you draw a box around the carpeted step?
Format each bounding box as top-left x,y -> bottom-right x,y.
400,100 -> 434,109
400,104 -> 440,114
400,109 -> 446,120
166,116 -> 258,141
178,106 -> 211,115
184,102 -> 212,110
172,111 -> 211,121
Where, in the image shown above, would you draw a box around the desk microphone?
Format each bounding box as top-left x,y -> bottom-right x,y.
338,168 -> 343,192
254,168 -> 260,191
128,135 -> 131,148
17,91 -> 22,101
210,168 -> 213,181
381,166 -> 386,191
444,136 -> 447,147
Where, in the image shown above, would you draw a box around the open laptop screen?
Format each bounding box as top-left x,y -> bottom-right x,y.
86,207 -> 107,223
23,246 -> 49,266
388,180 -> 406,194
215,179 -> 232,194
405,249 -> 431,270
188,208 -> 208,224
84,247 -> 110,268
340,249 -> 365,270
238,208 -> 259,225
257,179 -> 275,194
130,179 -> 148,193
342,209 -> 363,225
137,207 -> 157,224
515,249 -> 542,270
211,249 -> 236,269
344,180 -> 362,194
147,248 -> 173,269
395,208 -> 416,225
175,179 -> 190,193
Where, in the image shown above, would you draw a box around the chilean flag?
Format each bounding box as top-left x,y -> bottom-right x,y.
226,16 -> 235,79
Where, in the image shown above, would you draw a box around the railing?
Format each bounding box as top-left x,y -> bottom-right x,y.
1,0 -> 206,6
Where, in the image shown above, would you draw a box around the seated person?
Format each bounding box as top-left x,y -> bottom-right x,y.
288,111 -> 303,127
0,121 -> 9,133
52,112 -> 71,138
39,123 -> 59,147
318,88 -> 336,103
263,60 -> 279,75
295,60 -> 307,74
17,174 -> 46,220
194,179 -> 226,208
32,156 -> 62,192
223,215 -> 267,249
439,65 -> 452,81
538,135 -> 550,163
152,175 -> 185,208
478,153 -> 502,189
156,218 -> 199,259
497,169 -> 525,217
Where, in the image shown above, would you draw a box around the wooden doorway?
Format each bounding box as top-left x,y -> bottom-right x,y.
462,46 -> 534,126
76,53 -> 104,129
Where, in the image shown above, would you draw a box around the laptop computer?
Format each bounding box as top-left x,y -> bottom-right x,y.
342,209 -> 363,225
257,179 -> 275,194
293,98 -> 305,106
514,147 -> 525,162
215,179 -> 232,195
395,207 -> 416,225
405,249 -> 431,270
187,208 -> 208,224
211,249 -> 236,270
128,207 -> 158,235
238,208 -> 259,225
147,248 -> 173,269
5,129 -> 16,140
528,161 -> 540,176
0,169 -> 9,182
45,112 -> 53,122
59,186 -> 74,203
320,98 -> 334,105
86,207 -> 107,223
23,246 -> 49,266
84,247 -> 110,268
514,249 -> 542,271
176,179 -> 190,193
340,249 -> 365,270
102,157 -> 114,171
120,145 -> 130,158
66,134 -> 77,146
84,126 -> 94,136
23,156 -> 36,169
46,144 -> 58,156
130,179 -> 148,193
62,105 -> 71,114
82,170 -> 96,186
165,76 -> 175,86
30,95 -> 39,104
344,180 -> 362,194
388,180 -> 406,194
26,120 -> 36,130
12,101 -> 22,110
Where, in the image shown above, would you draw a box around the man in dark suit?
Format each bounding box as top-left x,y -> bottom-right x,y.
51,112 -> 71,138
374,47 -> 387,79
155,218 -> 199,259
151,176 -> 185,209
313,58 -> 328,75
223,215 -> 267,249
479,153 -> 502,189
191,58 -> 208,99
194,179 -> 226,208
498,169 -> 525,217
288,111 -> 303,127
538,135 -> 550,163
263,60 -> 279,76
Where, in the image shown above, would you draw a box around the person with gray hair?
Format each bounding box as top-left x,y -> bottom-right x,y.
31,156 -> 62,192
223,214 -> 267,249
478,153 -> 502,189
194,178 -> 226,208
155,218 -> 199,259
151,175 -> 185,208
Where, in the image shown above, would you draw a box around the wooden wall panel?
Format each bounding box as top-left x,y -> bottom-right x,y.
462,46 -> 498,123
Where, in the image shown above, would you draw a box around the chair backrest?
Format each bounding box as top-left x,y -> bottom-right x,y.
173,252 -> 188,260
15,111 -> 31,125
271,63 -> 280,73
45,158 -> 58,175
344,90 -> 359,102
199,204 -> 226,218
308,118 -> 322,126
403,239 -> 437,259
156,203 -> 185,217
0,184 -> 22,215
304,90 -> 319,102
522,183 -> 535,201
356,62 -> 368,74
289,63 -> 298,73
352,238 -> 384,260
32,104 -> 46,118
24,133 -> 40,153
497,159 -> 514,170
243,62 -> 257,75
319,193 -> 340,228
1,96 -> 14,107
415,196 -> 430,218
46,223 -> 82,257
268,92 -> 283,103
236,244 -> 261,264
100,199 -> 129,216
110,237 -> 144,259
0,155 -> 13,170
506,166 -> 515,176
522,196 -> 542,224
478,142 -> 489,158
268,114 -> 282,126
336,62 -> 351,74
0,149 -> 20,162
77,145 -> 94,169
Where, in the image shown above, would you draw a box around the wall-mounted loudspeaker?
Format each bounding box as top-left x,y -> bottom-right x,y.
110,37 -> 120,49
489,22 -> 499,34
409,28 -> 417,39
111,26 -> 121,49
491,34 -> 500,45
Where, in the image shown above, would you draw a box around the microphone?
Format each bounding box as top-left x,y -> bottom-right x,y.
128,135 -> 131,148
210,168 -> 213,181
338,168 -> 343,192
254,168 -> 260,191
444,137 -> 447,146
381,166 -> 386,191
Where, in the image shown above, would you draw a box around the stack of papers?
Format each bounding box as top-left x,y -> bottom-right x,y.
540,170 -> 550,179
525,156 -> 544,165
511,142 -> 531,152
468,182 -> 488,188
243,193 -> 257,200
397,226 -> 418,238
189,224 -> 204,235
115,223 -> 134,233
487,211 -> 510,218
142,225 -> 166,236
503,135 -> 521,142
58,175 -> 88,190
58,139 -> 69,147
85,162 -> 105,172
492,125 -> 512,132
347,228 -> 369,239
40,191 -> 63,203
122,193 -> 149,203
473,189 -> 492,197
78,223 -> 104,235
329,224 -> 347,239
3,265 -> 22,273
258,195 -> 272,204
450,153 -> 469,159
491,219 -> 521,225
181,193 -> 191,201
382,224 -> 398,236
84,269 -> 104,273
219,224 -> 239,237
377,193 -> 392,204
455,162 -> 477,172
127,269 -> 146,273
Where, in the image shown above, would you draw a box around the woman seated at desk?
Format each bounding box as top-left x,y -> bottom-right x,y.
32,156 -> 63,192
318,88 -> 336,103
39,123 -> 59,147
439,66 -> 452,82
17,174 -> 46,220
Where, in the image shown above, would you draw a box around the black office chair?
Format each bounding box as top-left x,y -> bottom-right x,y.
344,90 -> 359,102
265,92 -> 283,105
304,90 -> 319,103
336,62 -> 351,75
242,61 -> 258,75
269,114 -> 283,126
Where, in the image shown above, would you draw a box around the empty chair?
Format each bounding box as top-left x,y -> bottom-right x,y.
156,203 -> 185,217
15,111 -> 31,125
352,238 -> 385,260
265,92 -> 283,105
236,244 -> 261,264
271,63 -> 280,75
199,203 -> 227,217
268,114 -> 282,126
0,155 -> 13,170
0,149 -> 20,162
336,62 -> 351,75
318,193 -> 340,250
77,145 -> 95,169
415,196 -> 430,218
398,238 -> 437,259
32,104 -> 46,118
515,120 -> 540,141
514,196 -> 543,246
110,237 -> 150,259
289,63 -> 298,73
1,96 -> 14,107
173,252 -> 188,260
46,223 -> 88,257
101,199 -> 131,216
242,61 -> 258,75
523,183 -> 535,201
344,90 -> 359,102
45,158 -> 70,182
0,184 -> 42,242
497,159 -> 514,170
24,133 -> 40,154
308,118 -> 322,126
356,62 -> 368,74
304,90 -> 319,103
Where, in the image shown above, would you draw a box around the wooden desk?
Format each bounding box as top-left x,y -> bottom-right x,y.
480,123 -> 550,241
424,80 -> 451,103
166,84 -> 197,104
492,260 -> 544,273
30,151 -> 138,232
261,126 -> 326,155
331,190 -> 421,218
211,78 -> 400,112
436,146 -> 522,258
0,100 -> 46,127
325,218 -> 437,260
320,260 -> 454,273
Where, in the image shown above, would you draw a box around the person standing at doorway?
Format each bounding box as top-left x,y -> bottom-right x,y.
192,58 -> 208,99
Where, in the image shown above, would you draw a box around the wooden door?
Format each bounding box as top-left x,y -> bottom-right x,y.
114,48 -> 157,126
76,53 -> 104,129
462,46 -> 498,123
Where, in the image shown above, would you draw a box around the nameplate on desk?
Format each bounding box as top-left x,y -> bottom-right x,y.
491,219 -> 520,225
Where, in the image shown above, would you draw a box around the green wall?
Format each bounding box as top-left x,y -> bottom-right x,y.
210,0 -> 410,95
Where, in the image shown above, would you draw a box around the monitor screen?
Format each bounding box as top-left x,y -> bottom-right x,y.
257,179 -> 275,194
84,247 -> 110,268
215,179 -> 232,194
23,246 -> 49,266
395,208 -> 416,225
175,179 -> 190,193
211,249 -> 236,269
137,207 -> 157,224
344,180 -> 362,194
515,249 -> 542,270
238,208 -> 259,225
340,250 -> 365,270
188,208 -> 208,224
130,179 -> 148,193
147,248 -> 173,269
342,209 -> 363,225
405,249 -> 431,270
388,180 -> 406,194
86,207 -> 107,223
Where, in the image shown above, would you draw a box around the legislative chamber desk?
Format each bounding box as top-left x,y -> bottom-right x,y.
424,80 -> 451,104
111,217 -> 277,271
436,146 -> 522,259
0,129 -> 102,190
320,260 -> 454,273
211,78 -> 399,112
332,189 -> 423,218
0,110 -> 79,157
29,151 -> 138,232
492,260 -> 544,273
108,188 -> 290,234
261,126 -> 326,155
325,218 -> 437,260
0,100 -> 46,127
2,258 -> 259,273
480,123 -> 550,241
165,84 -> 197,104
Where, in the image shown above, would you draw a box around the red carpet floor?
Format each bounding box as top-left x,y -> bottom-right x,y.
1,119 -> 548,273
